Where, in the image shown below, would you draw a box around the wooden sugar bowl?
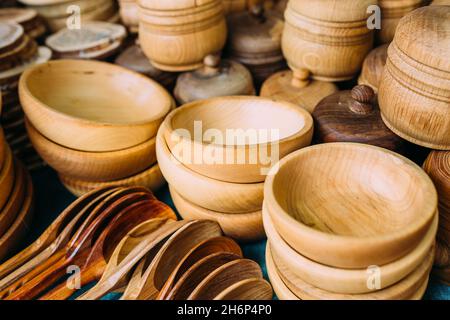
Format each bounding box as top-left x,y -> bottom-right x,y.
138,0 -> 227,72
358,44 -> 388,92
282,0 -> 376,82
226,4 -> 285,87
260,69 -> 338,113
118,0 -> 139,33
378,6 -> 450,150
313,85 -> 406,153
174,55 -> 255,104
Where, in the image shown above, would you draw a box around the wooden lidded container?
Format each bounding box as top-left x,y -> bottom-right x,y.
223,0 -> 247,14
379,6 -> 450,150
313,85 -> 406,152
282,0 -> 376,82
260,69 -> 338,113
226,3 -> 285,87
358,44 -> 389,92
138,0 -> 227,72
377,0 -> 429,44
174,55 -> 255,104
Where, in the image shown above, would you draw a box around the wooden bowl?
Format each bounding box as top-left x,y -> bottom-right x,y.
169,185 -> 264,242
263,203 -> 438,294
163,96 -> 313,183
156,127 -> 264,213
264,142 -> 438,268
0,146 -> 15,212
26,118 -> 157,182
59,163 -> 165,197
19,59 -> 175,152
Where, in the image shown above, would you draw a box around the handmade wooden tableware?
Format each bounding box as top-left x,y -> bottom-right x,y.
263,203 -> 438,294
410,277 -> 429,300
264,143 -> 438,268
260,69 -> 338,113
174,56 -> 255,105
163,96 -> 313,183
59,163 -> 165,197
265,244 -> 298,300
431,0 -> 450,4
187,259 -> 263,300
120,220 -> 224,300
170,186 -> 264,242
0,23 -> 24,57
0,8 -> 46,40
0,146 -> 15,212
435,241 -> 450,269
138,0 -> 227,72
282,0 -> 375,81
78,219 -> 189,300
26,119 -> 157,182
223,0 -> 247,14
313,85 -> 406,152
213,277 -> 272,300
358,45 -> 388,92
273,246 -> 435,300
0,128 -> 6,170
157,129 -> 263,214
118,0 -> 139,32
19,59 -> 175,152
378,6 -> 450,150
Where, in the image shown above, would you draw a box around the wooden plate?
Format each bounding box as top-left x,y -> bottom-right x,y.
170,185 -> 264,242
26,118 -> 157,182
59,163 -> 165,197
0,146 -> 15,212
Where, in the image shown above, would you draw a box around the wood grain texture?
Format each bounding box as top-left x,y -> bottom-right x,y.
282,0 -> 375,81
264,143 -> 438,268
265,244 -> 298,300
0,145 -> 15,212
19,59 -> 174,152
138,0 -> 227,71
358,44 -> 388,92
213,277 -> 273,300
378,6 -> 450,150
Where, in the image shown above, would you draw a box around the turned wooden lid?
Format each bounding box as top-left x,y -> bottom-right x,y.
0,8 -> 37,25
0,23 -> 23,53
423,150 -> 450,205
115,44 -> 162,76
358,44 -> 388,92
174,57 -> 255,104
313,85 -> 405,151
394,6 -> 450,72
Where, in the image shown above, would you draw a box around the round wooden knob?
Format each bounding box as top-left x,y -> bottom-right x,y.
201,54 -> 221,76
349,85 -> 375,114
291,69 -> 310,88
250,3 -> 266,23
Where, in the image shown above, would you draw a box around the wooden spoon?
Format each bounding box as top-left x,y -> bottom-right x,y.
40,199 -> 177,300
213,278 -> 273,300
78,219 -> 189,300
187,259 -> 263,300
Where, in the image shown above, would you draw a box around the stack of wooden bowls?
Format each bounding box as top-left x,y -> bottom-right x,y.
18,0 -> 120,32
138,0 -> 227,72
0,22 -> 52,170
20,59 -> 175,196
118,0 -> 139,33
0,8 -> 47,41
45,21 -> 127,60
264,143 -> 438,300
156,96 -> 313,242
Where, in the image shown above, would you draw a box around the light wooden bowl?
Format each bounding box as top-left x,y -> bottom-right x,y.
163,96 -> 313,183
26,118 -> 157,182
0,146 -> 15,212
264,203 -> 438,294
19,59 -> 174,152
264,143 -> 438,268
169,185 -> 264,242
156,127 -> 264,213
59,163 -> 165,197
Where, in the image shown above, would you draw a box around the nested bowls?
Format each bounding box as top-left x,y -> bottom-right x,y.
19,59 -> 175,152
163,96 -> 313,183
264,143 -> 437,268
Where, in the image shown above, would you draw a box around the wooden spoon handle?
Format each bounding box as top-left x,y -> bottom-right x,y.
0,244 -> 40,280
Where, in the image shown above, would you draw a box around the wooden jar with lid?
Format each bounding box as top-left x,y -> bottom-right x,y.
174,55 -> 255,104
378,6 -> 450,150
138,0 -> 227,72
260,69 -> 338,113
282,0 -> 376,82
313,85 -> 406,153
358,44 -> 388,92
226,4 -> 285,87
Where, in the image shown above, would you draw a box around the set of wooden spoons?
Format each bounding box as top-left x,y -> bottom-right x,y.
20,59 -> 175,196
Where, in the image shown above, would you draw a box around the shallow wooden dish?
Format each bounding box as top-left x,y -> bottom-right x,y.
19,59 -> 174,152
59,163 -> 165,197
264,142 -> 437,268
163,96 -> 313,183
264,203 -> 438,293
156,127 -> 264,213
0,146 -> 15,212
26,119 -> 157,182
169,185 -> 264,242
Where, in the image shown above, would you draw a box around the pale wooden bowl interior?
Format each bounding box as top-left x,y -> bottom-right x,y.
23,60 -> 171,125
271,143 -> 435,238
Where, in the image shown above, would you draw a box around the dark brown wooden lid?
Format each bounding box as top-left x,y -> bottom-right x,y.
313,85 -> 405,151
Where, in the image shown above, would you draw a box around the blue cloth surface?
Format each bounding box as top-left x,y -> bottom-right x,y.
14,167 -> 449,300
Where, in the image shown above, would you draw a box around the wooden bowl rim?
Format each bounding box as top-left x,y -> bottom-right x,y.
265,244 -> 298,300
264,142 -> 438,243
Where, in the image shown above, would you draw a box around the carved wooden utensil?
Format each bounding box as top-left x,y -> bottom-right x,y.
213,278 -> 273,300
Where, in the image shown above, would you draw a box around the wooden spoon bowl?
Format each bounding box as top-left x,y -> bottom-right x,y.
19,59 -> 174,152
213,278 -> 273,300
163,96 -> 313,183
264,143 -> 437,268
